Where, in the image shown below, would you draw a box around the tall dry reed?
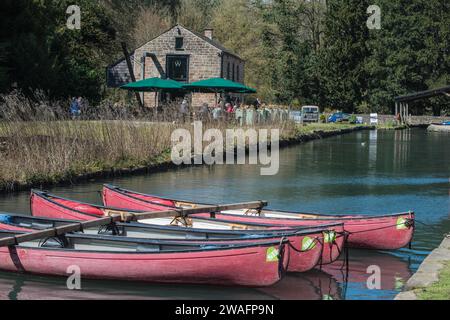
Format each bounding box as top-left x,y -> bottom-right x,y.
0,91 -> 296,191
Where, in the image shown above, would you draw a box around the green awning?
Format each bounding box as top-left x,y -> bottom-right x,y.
121,77 -> 185,92
183,78 -> 257,94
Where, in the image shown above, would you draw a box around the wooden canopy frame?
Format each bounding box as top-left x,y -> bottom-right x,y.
394,85 -> 450,124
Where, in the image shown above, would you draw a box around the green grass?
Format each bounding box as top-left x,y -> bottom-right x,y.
416,262 -> 450,300
376,120 -> 407,130
289,123 -> 367,139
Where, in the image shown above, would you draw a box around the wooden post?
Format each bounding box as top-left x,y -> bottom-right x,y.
155,91 -> 159,119
395,102 -> 398,125
400,103 -> 404,124
403,103 -> 407,125
121,42 -> 144,109
406,103 -> 409,125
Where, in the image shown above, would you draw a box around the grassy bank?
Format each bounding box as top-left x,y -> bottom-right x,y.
0,120 -> 368,192
416,262 -> 450,300
377,124 -> 408,130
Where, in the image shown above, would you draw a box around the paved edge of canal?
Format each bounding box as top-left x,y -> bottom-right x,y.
396,236 -> 450,300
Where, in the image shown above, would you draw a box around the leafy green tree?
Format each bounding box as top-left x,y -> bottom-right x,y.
2,0 -> 118,102
177,0 -> 222,32
260,0 -> 305,103
319,0 -> 371,112
211,0 -> 275,100
366,0 -> 450,115
259,0 -> 328,105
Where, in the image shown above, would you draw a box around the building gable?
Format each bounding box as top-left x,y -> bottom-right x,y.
106,24 -> 244,88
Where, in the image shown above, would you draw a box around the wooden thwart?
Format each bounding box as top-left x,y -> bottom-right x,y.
0,201 -> 267,248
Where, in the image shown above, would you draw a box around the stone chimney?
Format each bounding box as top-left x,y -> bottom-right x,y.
204,28 -> 213,40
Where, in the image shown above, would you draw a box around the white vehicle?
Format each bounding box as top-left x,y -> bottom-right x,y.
301,106 -> 320,123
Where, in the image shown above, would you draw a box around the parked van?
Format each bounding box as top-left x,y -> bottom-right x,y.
301,106 -> 320,123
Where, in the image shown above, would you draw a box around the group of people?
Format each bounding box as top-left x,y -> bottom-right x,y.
178,96 -> 263,122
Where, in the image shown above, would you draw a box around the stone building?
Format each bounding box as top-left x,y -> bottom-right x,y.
107,24 -> 245,107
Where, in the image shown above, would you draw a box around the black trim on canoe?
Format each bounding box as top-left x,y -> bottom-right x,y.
104,184 -> 415,221
0,230 -> 291,255
1,211 -> 340,239
0,213 -> 327,251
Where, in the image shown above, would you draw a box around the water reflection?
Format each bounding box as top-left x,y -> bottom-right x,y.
322,250 -> 412,300
0,270 -> 342,301
258,270 -> 342,300
368,130 -> 378,171
393,130 -> 411,172
0,251 -> 413,301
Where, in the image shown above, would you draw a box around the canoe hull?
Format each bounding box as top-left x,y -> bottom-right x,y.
31,192 -> 105,221
102,185 -> 414,250
101,188 -> 344,264
29,192 -> 325,273
0,244 -> 284,287
195,212 -> 414,251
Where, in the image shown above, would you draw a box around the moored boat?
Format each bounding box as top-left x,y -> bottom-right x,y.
102,184 -> 415,250
0,212 -> 330,273
0,230 -> 288,287
31,190 -> 346,265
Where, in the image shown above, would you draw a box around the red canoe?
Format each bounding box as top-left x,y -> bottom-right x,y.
0,211 -> 329,273
0,230 -> 288,287
102,185 -> 415,250
34,190 -> 346,264
29,191 -> 344,271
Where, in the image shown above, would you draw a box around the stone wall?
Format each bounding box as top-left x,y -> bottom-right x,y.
222,54 -> 245,83
356,114 -> 450,125
221,53 -> 246,105
131,25 -> 246,108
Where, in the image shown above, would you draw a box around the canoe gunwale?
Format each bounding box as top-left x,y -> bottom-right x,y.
30,192 -> 344,235
0,212 -> 334,241
103,185 -> 415,221
0,229 -> 291,255
31,190 -> 143,218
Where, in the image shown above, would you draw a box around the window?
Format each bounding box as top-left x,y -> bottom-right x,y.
175,37 -> 184,50
166,55 -> 189,82
232,63 -> 235,81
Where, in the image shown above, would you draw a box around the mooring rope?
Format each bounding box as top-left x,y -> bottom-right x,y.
414,219 -> 443,233
285,237 -> 321,253
277,237 -> 288,278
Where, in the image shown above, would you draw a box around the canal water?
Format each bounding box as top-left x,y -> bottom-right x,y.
0,128 -> 448,300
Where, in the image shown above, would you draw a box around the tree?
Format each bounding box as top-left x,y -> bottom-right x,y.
366,0 -> 450,115
258,0 -> 328,104
132,6 -> 172,47
211,0 -> 274,100
319,0 -> 371,112
100,0 -> 181,44
177,0 -> 222,32
2,0 -> 118,102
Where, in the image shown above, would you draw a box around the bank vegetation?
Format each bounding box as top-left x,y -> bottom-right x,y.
0,92 -> 365,192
